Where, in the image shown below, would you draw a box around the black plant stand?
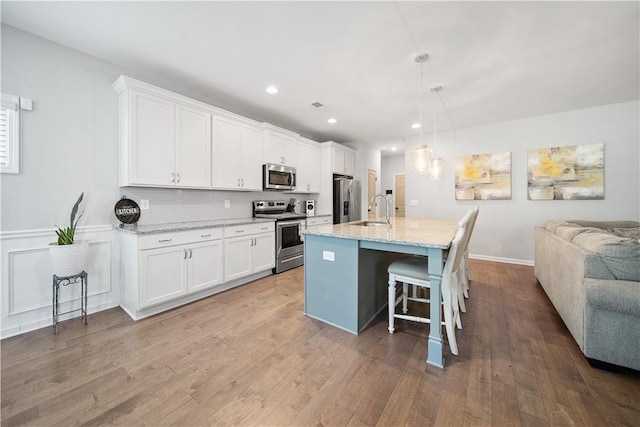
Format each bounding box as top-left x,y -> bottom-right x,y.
52,271 -> 88,334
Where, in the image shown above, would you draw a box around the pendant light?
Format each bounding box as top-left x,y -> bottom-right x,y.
409,53 -> 432,174
429,86 -> 445,179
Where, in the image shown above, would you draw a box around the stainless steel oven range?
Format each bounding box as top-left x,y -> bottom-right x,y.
253,200 -> 306,274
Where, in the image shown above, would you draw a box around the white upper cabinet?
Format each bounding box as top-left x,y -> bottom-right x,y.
332,143 -> 355,176
115,76 -> 315,192
211,115 -> 263,191
175,104 -> 212,188
263,124 -> 298,166
128,91 -> 175,186
114,76 -> 211,188
295,138 -> 321,193
239,122 -> 263,190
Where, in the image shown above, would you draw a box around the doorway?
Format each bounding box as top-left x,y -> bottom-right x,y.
394,173 -> 405,217
367,168 -> 377,219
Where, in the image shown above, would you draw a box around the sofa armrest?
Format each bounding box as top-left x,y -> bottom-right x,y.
585,278 -> 640,316
584,278 -> 640,370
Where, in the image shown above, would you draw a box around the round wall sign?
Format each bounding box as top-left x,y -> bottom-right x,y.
114,197 -> 141,225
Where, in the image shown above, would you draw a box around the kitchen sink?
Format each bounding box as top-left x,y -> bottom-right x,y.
351,220 -> 390,227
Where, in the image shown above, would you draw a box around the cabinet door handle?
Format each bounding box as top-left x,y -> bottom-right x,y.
235,230 -> 244,233
170,173 -> 176,183
188,248 -> 192,258
183,249 -> 188,259
237,178 -> 240,187
201,233 -> 211,238
241,178 -> 244,187
260,227 -> 268,231
158,238 -> 172,243
176,173 -> 181,183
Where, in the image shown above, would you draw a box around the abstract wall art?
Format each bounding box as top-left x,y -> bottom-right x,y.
455,152 -> 511,200
527,143 -> 604,200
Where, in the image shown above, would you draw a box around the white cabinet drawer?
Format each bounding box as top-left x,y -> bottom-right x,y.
140,228 -> 223,250
307,217 -> 332,227
224,222 -> 274,238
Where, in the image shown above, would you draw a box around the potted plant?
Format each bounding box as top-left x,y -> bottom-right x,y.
49,192 -> 89,277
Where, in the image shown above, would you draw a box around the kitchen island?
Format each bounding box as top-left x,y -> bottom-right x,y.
303,217 -> 458,368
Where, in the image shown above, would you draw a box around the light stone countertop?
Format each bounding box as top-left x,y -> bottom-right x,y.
303,217 -> 459,249
115,218 -> 275,235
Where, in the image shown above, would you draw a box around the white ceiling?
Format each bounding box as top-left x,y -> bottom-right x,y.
2,1 -> 639,154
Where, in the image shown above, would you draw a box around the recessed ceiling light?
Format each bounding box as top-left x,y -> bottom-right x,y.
411,123 -> 421,129
328,118 -> 337,124
266,86 -> 278,94
391,146 -> 397,151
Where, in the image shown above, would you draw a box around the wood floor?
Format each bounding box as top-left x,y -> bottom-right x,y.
2,260 -> 639,426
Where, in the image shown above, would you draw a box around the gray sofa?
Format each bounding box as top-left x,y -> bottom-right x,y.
534,220 -> 640,370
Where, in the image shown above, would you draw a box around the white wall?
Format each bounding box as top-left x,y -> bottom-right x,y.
0,25 -> 304,230
344,141 -> 381,219
381,154 -> 405,215
0,25 -> 124,337
401,100 -> 640,264
0,25 -> 316,337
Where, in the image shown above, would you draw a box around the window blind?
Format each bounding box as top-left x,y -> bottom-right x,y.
1,94 -> 19,174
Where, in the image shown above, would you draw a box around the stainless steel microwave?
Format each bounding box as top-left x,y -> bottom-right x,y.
263,163 -> 296,191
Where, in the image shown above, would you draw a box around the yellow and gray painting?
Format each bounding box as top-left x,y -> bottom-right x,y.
455,152 -> 511,200
527,143 -> 604,200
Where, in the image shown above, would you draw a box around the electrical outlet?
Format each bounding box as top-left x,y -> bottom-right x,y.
323,251 -> 335,261
140,199 -> 149,210
409,200 -> 419,206
224,200 -> 231,208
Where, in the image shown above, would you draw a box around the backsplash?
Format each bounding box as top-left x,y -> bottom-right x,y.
118,187 -> 307,225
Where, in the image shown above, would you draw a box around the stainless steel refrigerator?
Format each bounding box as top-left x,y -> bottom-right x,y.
333,176 -> 359,224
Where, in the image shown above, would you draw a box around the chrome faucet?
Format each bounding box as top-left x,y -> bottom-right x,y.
368,194 -> 391,225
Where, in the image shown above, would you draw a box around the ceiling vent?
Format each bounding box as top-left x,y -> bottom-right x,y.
311,101 -> 332,112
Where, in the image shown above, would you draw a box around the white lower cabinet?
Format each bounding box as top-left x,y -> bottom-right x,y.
119,222 -> 275,320
139,244 -> 188,308
138,231 -> 223,309
188,241 -> 224,293
224,223 -> 275,282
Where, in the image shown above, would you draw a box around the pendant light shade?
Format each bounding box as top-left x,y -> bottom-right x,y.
409,53 -> 431,175
410,145 -> 432,174
429,156 -> 445,179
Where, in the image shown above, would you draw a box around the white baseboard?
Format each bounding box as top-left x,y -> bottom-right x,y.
1,300 -> 120,339
469,253 -> 534,266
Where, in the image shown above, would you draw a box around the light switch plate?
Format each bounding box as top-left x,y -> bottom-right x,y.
409,200 -> 419,206
140,199 -> 149,210
19,97 -> 33,111
322,251 -> 335,261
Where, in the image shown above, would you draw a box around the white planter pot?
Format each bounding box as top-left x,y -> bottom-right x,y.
49,241 -> 89,277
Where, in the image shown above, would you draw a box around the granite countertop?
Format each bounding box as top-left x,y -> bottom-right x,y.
303,217 -> 459,249
116,217 -> 274,235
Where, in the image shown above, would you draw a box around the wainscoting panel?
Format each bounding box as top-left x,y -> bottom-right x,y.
1,226 -> 119,338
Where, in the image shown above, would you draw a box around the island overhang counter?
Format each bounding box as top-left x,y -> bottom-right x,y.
302,217 -> 458,368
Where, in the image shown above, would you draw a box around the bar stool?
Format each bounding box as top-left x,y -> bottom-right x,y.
387,211 -> 471,355
52,271 -> 88,334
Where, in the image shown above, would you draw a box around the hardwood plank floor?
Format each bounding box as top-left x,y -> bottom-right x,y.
2,260 -> 639,426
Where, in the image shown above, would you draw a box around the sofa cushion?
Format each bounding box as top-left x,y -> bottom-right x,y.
555,224 -> 600,241
609,227 -> 640,242
543,220 -> 571,233
572,230 -> 640,281
567,220 -> 640,230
